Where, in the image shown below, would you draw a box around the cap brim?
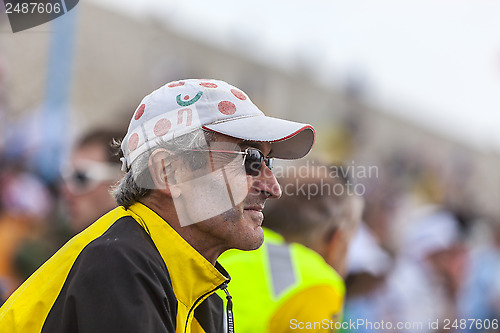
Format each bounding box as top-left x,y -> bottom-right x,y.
203,115 -> 315,159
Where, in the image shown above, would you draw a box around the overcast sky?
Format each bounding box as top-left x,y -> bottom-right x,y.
91,0 -> 500,152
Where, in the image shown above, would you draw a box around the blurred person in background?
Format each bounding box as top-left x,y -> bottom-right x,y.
219,164 -> 364,332
343,222 -> 393,333
341,184 -> 396,333
384,206 -> 467,333
458,217 -> 500,332
61,128 -> 125,234
10,129 -> 125,284
0,163 -> 54,302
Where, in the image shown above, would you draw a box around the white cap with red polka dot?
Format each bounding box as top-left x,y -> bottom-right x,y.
121,79 -> 315,171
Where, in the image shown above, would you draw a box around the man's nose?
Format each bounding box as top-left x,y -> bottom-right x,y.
253,162 -> 282,199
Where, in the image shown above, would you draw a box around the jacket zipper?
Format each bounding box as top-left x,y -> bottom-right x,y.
220,282 -> 234,333
184,281 -> 233,333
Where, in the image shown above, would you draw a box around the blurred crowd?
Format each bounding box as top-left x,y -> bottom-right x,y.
339,115 -> 500,333
1,97 -> 500,333
0,126 -> 125,304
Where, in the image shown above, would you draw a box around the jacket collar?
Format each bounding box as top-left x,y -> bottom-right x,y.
125,202 -> 230,307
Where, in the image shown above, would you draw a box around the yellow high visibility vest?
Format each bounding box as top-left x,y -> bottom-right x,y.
219,228 -> 345,333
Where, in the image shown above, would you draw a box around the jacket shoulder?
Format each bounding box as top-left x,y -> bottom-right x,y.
41,215 -> 178,333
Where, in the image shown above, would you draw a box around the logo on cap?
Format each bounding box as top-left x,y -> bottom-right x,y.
176,91 -> 203,107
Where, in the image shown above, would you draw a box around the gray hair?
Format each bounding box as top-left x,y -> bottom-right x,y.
112,129 -> 216,209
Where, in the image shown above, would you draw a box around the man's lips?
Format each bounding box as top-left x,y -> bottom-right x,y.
243,204 -> 264,212
244,204 -> 265,224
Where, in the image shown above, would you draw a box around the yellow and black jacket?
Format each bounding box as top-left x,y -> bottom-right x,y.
0,203 -> 231,333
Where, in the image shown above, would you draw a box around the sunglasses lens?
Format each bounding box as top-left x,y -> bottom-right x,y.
64,170 -> 96,195
266,157 -> 273,170
244,149 -> 263,176
243,149 -> 273,176
73,171 -> 91,187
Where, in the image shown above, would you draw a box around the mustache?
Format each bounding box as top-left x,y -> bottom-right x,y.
242,197 -> 267,210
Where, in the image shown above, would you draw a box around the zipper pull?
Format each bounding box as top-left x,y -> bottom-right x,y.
220,282 -> 234,333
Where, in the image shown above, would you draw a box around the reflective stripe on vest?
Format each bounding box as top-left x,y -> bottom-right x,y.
267,242 -> 297,298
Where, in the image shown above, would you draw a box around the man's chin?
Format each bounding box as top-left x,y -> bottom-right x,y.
239,226 -> 265,251
248,239 -> 264,251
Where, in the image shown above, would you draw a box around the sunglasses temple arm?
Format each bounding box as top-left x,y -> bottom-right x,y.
207,150 -> 247,165
183,148 -> 249,166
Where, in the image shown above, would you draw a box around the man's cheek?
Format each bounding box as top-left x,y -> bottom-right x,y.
173,166 -> 249,226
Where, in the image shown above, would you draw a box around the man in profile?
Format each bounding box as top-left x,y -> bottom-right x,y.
0,79 -> 315,333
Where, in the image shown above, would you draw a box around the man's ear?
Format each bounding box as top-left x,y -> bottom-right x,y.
149,149 -> 182,198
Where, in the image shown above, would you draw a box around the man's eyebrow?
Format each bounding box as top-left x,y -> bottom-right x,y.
239,141 -> 264,150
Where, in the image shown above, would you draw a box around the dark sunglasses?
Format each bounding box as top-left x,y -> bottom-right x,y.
61,160 -> 121,194
189,148 -> 274,176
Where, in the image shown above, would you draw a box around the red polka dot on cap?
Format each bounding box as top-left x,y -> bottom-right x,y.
154,119 -> 172,137
134,104 -> 145,120
168,82 -> 185,88
200,82 -> 218,88
128,133 -> 139,151
218,101 -> 236,115
231,89 -> 247,100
